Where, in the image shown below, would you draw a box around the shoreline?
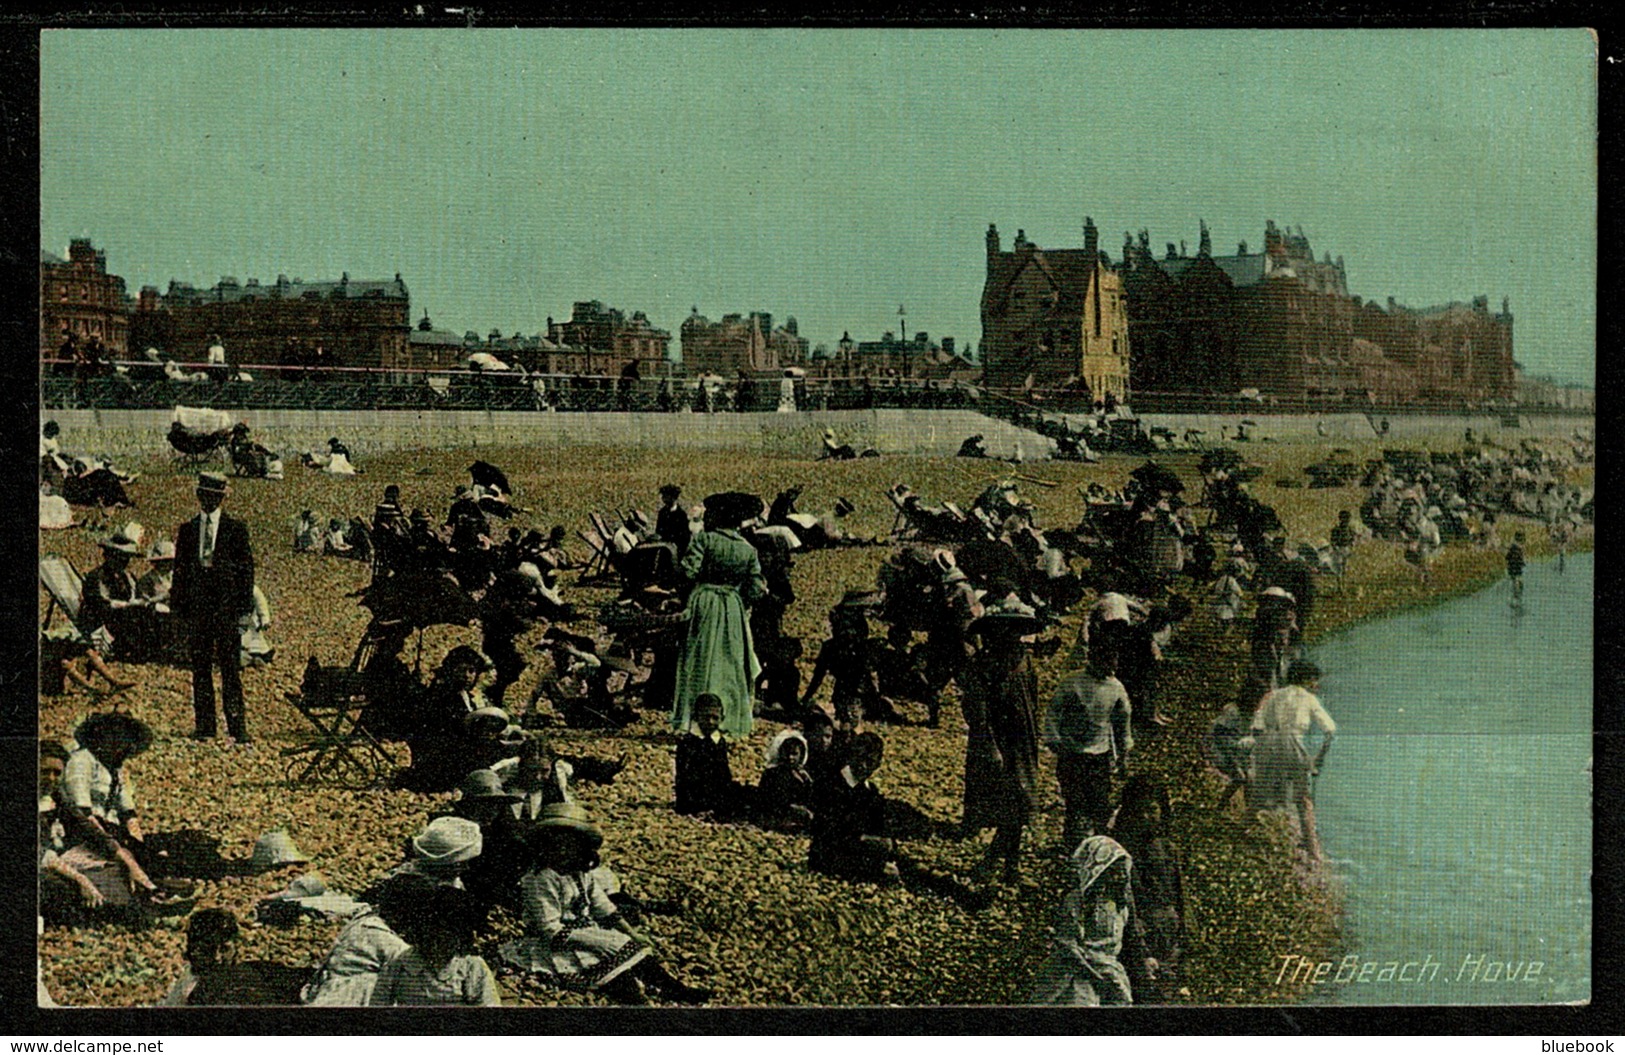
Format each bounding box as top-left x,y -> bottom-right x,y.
1139,520 -> 1591,1005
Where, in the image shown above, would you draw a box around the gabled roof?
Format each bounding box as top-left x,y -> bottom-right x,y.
985,246 -> 1099,317
1147,252 -> 1265,287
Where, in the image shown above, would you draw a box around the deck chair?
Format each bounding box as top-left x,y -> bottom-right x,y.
40,555 -> 86,641
280,633 -> 401,790
576,526 -> 617,583
39,555 -> 103,698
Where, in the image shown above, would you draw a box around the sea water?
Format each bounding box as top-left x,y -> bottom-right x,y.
1306,552 -> 1592,1005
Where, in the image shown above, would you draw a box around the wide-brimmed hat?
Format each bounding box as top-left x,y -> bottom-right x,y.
146,539 -> 176,563
443,645 -> 493,673
833,496 -> 856,518
196,472 -> 230,495
970,596 -> 1042,636
411,816 -> 483,866
98,530 -> 141,557
249,828 -> 310,871
836,589 -> 886,610
533,802 -> 604,847
458,768 -> 520,802
465,706 -> 511,733
704,491 -> 765,529
74,711 -> 154,760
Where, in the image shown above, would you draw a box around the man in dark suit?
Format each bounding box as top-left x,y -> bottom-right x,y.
172,472 -> 256,743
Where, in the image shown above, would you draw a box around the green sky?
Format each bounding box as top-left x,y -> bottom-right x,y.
41,28 -> 1595,383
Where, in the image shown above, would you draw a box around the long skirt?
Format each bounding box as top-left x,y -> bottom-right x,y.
671,583 -> 759,739
1247,728 -> 1313,812
499,926 -> 648,991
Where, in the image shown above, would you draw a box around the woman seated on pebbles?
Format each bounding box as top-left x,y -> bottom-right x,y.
499,803 -> 711,1005
55,713 -> 193,914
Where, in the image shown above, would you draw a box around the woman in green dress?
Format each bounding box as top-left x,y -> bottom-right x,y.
670,492 -> 768,739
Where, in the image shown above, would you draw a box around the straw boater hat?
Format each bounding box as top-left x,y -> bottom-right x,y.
197,472 -> 230,495
533,802 -> 604,848
249,828 -> 310,871
411,816 -> 484,867
458,768 -> 520,803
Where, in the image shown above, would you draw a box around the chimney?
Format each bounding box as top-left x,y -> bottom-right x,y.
1166,243 -> 1178,260
1083,215 -> 1098,259
986,223 -> 1001,260
1198,219 -> 1211,258
1238,240 -> 1249,255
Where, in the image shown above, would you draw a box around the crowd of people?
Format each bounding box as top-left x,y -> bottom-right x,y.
37,421 -> 1593,1008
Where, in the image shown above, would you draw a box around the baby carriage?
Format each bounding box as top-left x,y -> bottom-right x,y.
166,405 -> 236,466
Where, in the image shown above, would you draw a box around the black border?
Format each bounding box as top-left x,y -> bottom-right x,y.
3,6 -> 1618,1037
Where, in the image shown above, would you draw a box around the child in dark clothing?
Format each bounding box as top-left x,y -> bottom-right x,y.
1506,531 -> 1526,600
674,694 -> 748,818
755,730 -> 815,832
801,601 -> 900,730
808,731 -> 897,883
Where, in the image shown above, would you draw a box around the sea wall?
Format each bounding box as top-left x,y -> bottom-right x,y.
48,406 -> 1592,460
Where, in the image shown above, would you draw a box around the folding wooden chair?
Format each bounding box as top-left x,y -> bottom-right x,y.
280,633 -> 401,790
576,526 -> 616,583
39,555 -> 86,639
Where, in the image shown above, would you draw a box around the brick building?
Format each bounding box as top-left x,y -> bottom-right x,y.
40,240 -> 130,359
129,272 -> 412,372
979,218 -> 1131,399
544,300 -> 671,376
1121,219 -> 1515,405
679,309 -> 808,376
812,329 -> 963,379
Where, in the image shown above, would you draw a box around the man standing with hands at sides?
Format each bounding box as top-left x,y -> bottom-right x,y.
172,473 -> 256,745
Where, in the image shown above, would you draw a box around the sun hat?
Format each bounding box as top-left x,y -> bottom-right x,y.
249,828 -> 310,871
196,472 -> 230,495
146,539 -> 176,563
458,768 -> 521,802
703,491 -> 765,529
410,816 -> 484,867
443,645 -> 493,673
74,711 -> 154,760
836,588 -> 886,610
533,802 -> 604,847
970,595 -> 1042,636
465,706 -> 512,733
98,530 -> 141,557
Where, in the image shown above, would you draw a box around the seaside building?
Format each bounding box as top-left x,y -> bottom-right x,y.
40,239 -> 131,359
128,271 -> 412,372
545,300 -> 671,376
979,217 -> 1132,399
1120,219 -> 1515,405
679,309 -> 808,376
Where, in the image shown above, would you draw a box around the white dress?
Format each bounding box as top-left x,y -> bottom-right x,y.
368,949 -> 500,1006
301,913 -> 409,1006
499,866 -> 646,990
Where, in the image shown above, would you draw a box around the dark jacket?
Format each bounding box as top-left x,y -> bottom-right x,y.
172,512 -> 255,626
